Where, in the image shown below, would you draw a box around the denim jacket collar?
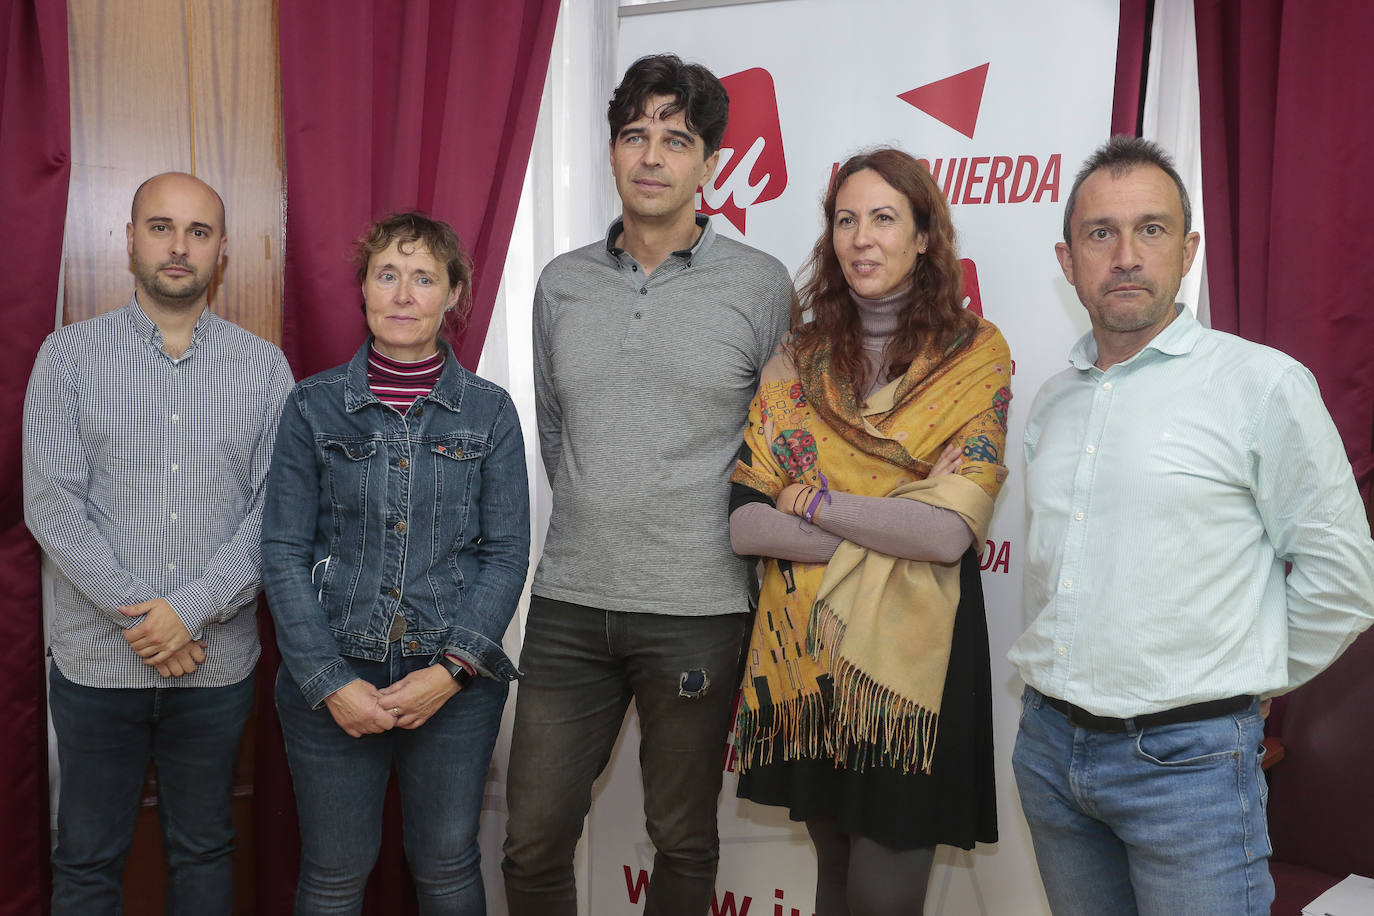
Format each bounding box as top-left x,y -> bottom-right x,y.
341,337 -> 467,415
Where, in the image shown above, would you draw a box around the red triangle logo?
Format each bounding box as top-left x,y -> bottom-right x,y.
898,63 -> 990,139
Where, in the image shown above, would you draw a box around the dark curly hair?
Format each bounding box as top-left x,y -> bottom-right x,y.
353,211 -> 473,327
608,54 -> 730,156
791,147 -> 976,396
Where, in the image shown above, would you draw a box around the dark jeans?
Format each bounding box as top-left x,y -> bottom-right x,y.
275,651 -> 507,916
48,663 -> 255,916
501,596 -> 750,916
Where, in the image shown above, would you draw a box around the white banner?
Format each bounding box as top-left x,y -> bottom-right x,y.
590,2 -> 1121,913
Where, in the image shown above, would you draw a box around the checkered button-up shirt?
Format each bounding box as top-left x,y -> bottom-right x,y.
23,298 -> 293,688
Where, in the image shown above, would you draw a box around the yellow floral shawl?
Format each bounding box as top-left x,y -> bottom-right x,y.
732,318 -> 1011,774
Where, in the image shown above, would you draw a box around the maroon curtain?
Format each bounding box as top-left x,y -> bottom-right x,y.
277,0 -> 560,378
262,2 -> 559,911
0,2 -> 69,913
1111,0 -> 1151,136
1196,0 -> 1374,495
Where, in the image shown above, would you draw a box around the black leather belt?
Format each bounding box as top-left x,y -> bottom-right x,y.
1042,693 -> 1253,733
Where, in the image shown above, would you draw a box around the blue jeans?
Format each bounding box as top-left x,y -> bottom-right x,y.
501,597 -> 750,916
1012,687 -> 1273,916
275,649 -> 507,915
48,663 -> 254,916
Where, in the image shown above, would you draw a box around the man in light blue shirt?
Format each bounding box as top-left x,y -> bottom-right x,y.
1009,136 -> 1374,916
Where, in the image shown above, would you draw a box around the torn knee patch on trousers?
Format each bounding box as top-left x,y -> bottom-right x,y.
678,668 -> 710,698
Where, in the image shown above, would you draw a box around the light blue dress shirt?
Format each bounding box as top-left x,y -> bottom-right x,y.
1009,306 -> 1374,717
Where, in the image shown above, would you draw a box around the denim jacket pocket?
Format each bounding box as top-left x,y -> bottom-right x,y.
430,435 -> 489,549
321,437 -> 379,505
319,437 -> 380,614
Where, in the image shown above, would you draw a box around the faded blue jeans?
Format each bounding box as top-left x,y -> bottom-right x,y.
48,663 -> 254,916
1012,686 -> 1273,916
501,596 -> 750,916
275,650 -> 507,915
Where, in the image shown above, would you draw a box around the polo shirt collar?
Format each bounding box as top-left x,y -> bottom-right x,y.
1068,304 -> 1202,370
604,213 -> 715,266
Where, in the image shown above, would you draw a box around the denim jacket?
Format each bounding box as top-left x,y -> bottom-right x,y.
262,340 -> 530,708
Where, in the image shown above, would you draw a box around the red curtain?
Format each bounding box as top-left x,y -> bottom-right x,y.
1195,0 -> 1374,495
262,2 -> 559,910
0,1 -> 69,912
1111,0 -> 1151,136
277,0 -> 560,378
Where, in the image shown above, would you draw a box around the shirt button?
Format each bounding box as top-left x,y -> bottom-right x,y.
171,463 -> 179,472
171,413 -> 179,421
1102,381 -> 1113,391
1057,646 -> 1067,656
1073,511 -> 1084,521
170,512 -> 178,521
398,457 -> 409,469
631,265 -> 638,272
389,588 -> 400,599
1085,445 -> 1096,455
640,288 -> 648,295
1063,579 -> 1073,590
167,562 -> 176,571
634,311 -> 643,319
407,640 -> 420,651
395,521 -> 407,532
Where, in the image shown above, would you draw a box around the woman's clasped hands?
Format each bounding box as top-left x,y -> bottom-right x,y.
323,667 -> 462,738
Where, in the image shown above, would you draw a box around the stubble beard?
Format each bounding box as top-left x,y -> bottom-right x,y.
1089,276 -> 1174,334
133,255 -> 213,309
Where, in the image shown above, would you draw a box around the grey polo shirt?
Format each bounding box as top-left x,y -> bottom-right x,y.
532,216 -> 793,616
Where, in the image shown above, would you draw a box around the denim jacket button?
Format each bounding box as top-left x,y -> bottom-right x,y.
407,640 -> 420,651
394,521 -> 406,532
389,588 -> 400,599
398,457 -> 409,469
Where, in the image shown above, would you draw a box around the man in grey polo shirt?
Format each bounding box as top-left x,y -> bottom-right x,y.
502,54 -> 793,916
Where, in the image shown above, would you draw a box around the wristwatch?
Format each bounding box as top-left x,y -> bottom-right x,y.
435,651 -> 475,689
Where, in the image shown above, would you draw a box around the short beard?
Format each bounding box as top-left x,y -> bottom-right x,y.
132,257 -> 213,308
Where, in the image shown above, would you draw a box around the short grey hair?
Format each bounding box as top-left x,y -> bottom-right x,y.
1062,135 -> 1191,244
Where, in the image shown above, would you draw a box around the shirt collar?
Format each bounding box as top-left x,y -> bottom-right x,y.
345,337 -> 465,413
604,213 -> 715,266
1068,304 -> 1202,371
125,294 -> 213,351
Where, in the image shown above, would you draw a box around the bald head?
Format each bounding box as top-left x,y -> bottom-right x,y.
131,172 -> 226,234
126,172 -> 228,312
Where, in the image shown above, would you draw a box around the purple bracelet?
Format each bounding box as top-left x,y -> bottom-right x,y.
803,471 -> 831,523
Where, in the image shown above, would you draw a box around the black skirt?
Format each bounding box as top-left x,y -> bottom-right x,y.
736,548 -> 998,851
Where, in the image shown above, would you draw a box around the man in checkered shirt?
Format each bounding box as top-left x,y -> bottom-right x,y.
23,172 -> 293,915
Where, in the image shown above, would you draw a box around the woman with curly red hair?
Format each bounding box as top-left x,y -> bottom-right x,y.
729,148 -> 1012,915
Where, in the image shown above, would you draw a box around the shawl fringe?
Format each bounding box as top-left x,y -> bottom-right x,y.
808,598 -> 940,775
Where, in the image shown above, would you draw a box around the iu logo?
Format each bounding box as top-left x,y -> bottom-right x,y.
699,68 -> 788,234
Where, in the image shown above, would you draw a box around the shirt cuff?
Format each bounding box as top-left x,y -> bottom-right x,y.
164,580 -> 219,640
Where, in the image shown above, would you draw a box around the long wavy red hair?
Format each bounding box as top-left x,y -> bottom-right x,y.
791,148 -> 976,396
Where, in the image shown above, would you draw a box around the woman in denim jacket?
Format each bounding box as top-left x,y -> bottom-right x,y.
262,212 -> 530,914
